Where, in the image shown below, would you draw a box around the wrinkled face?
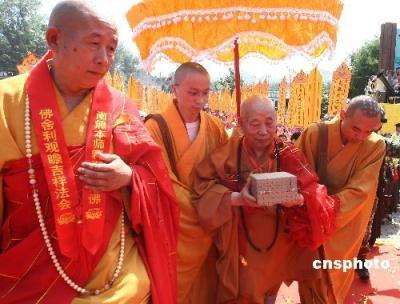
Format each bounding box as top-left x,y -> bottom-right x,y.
172,72 -> 210,114
50,15 -> 118,90
340,109 -> 382,143
240,106 -> 277,152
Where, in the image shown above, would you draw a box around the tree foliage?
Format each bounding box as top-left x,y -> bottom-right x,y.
348,38 -> 379,98
321,82 -> 331,118
110,44 -> 140,80
0,0 -> 47,74
212,68 -> 244,94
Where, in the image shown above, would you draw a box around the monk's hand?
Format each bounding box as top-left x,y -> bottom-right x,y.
280,193 -> 304,208
78,152 -> 132,192
231,178 -> 259,207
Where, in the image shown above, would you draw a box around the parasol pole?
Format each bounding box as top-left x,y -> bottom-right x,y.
233,38 -> 241,118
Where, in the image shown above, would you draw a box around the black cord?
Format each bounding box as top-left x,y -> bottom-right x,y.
236,137 -> 281,253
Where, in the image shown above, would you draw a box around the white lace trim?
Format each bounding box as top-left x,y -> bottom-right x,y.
140,31 -> 334,71
130,7 -> 340,39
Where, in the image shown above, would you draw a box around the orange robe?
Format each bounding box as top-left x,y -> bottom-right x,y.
295,119 -> 386,303
192,136 -> 339,304
0,70 -> 178,303
145,103 -> 228,303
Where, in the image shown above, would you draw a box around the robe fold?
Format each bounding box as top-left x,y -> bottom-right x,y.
295,119 -> 386,303
0,70 -> 179,303
192,136 -> 339,303
145,103 -> 228,303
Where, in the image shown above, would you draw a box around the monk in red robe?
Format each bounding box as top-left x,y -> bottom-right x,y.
193,96 -> 339,303
0,1 -> 178,303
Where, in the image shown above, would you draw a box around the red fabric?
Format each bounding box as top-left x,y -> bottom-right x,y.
392,166 -> 399,182
0,75 -> 179,303
0,146 -> 120,303
279,142 -> 340,249
113,99 -> 179,304
27,51 -> 118,258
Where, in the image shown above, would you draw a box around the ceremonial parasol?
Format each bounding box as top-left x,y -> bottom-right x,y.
126,0 -> 343,115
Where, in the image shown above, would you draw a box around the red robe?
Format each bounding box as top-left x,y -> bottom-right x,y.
0,73 -> 179,303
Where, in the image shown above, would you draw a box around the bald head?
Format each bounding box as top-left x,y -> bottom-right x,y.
239,96 -> 277,154
45,0 -> 118,96
48,0 -> 116,35
345,95 -> 382,119
240,95 -> 276,121
340,95 -> 383,144
174,62 -> 209,85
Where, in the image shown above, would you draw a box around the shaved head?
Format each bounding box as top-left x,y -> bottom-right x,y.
345,95 -> 382,119
340,95 -> 383,144
174,62 -> 209,85
239,96 -> 277,155
48,0 -> 116,35
45,0 -> 118,97
240,95 -> 276,121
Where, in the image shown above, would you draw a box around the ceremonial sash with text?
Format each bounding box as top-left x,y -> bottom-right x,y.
26,51 -> 113,259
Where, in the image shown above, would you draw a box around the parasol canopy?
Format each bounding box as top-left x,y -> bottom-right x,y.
127,0 -> 343,72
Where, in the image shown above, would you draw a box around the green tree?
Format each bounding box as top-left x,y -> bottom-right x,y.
110,44 -> 140,81
348,38 -> 379,98
321,82 -> 331,118
0,0 -> 47,74
213,68 -> 244,94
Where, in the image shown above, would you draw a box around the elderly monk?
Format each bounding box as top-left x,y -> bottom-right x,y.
193,96 -> 339,303
296,95 -> 386,303
145,62 -> 228,303
0,1 -> 179,303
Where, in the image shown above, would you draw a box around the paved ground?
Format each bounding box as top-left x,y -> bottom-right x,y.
276,210 -> 400,304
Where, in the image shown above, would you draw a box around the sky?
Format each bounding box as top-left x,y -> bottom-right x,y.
40,0 -> 400,82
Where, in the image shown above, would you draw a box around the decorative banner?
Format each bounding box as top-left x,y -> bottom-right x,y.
328,62 -> 351,116
306,68 -> 323,125
380,103 -> 400,134
277,78 -> 288,124
16,52 -> 39,74
112,70 -> 125,92
287,71 -> 308,127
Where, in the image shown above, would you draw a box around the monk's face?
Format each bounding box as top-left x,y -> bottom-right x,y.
340,108 -> 382,144
173,72 -> 211,114
48,14 -> 118,90
240,105 -> 277,152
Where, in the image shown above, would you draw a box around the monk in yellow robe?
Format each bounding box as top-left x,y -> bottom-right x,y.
0,2 -> 178,303
193,96 -> 339,303
145,62 -> 228,303
295,95 -> 386,303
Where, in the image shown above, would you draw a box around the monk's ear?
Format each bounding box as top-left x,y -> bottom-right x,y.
172,83 -> 180,97
339,109 -> 346,120
46,27 -> 61,52
238,116 -> 244,128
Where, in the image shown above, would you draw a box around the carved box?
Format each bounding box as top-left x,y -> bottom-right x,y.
250,172 -> 298,206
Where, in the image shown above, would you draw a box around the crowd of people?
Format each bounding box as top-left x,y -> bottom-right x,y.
0,1 -> 399,304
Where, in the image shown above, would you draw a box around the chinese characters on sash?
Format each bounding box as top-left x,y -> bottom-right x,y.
39,108 -> 75,225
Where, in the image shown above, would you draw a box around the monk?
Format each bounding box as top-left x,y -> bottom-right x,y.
295,95 -> 386,303
193,96 -> 339,303
0,1 -> 179,303
145,62 -> 228,303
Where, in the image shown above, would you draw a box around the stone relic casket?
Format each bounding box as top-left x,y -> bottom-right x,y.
250,172 -> 298,206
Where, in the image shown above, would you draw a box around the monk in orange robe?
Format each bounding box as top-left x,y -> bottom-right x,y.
145,62 -> 228,303
295,95 -> 386,303
0,2 -> 178,303
193,96 -> 339,303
